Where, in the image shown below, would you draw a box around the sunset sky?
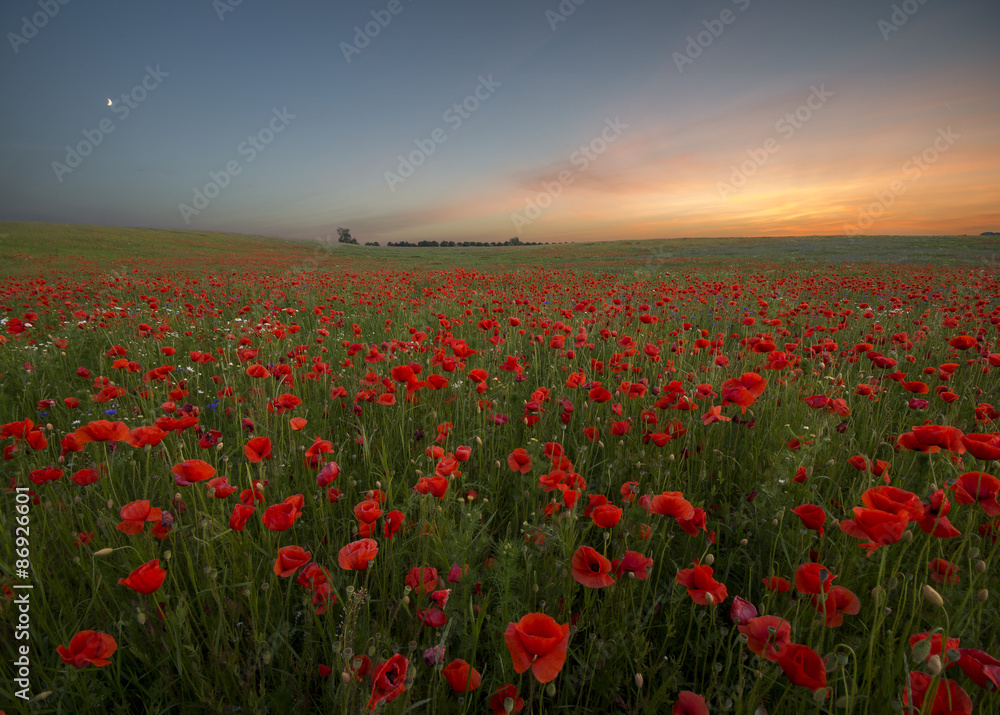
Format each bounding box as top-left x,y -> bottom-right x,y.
1,0 -> 998,244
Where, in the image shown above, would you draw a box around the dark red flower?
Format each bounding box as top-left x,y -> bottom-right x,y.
366,654 -> 409,711
441,659 -> 482,692
56,630 -> 117,668
504,612 -> 570,683
775,642 -> 826,692
571,545 -> 615,588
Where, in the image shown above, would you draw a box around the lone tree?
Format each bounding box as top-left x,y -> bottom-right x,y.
337,227 -> 358,245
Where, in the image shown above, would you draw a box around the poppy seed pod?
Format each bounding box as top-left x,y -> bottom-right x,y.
922,584 -> 944,608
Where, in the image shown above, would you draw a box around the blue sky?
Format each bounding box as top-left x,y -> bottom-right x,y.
1,0 -> 998,244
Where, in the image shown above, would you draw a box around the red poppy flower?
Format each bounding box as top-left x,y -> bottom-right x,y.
366,654 -> 409,711
354,499 -> 384,524
273,545 -> 311,577
917,489 -> 961,538
504,612 -> 570,683
775,643 -> 826,692
118,559 -> 167,594
507,448 -> 532,473
29,467 -> 63,485
861,486 -> 923,521
116,499 -> 162,535
571,545 -> 615,588
903,672 -> 972,714
720,372 -> 767,411
791,504 -> 826,535
950,471 -> 1000,516
676,561 -> 728,605
384,510 -> 405,539
839,507 -> 909,554
229,503 -> 255,531
928,558 -> 960,585
56,630 -> 117,668
417,608 -> 448,627
206,477 -> 237,499
442,658 -> 482,692
611,550 -> 654,580
405,566 -> 438,594
590,504 -> 622,528
126,425 -> 168,448
244,436 -> 272,462
795,563 -> 835,595
672,691 -> 709,715
489,684 -> 525,715
948,335 -> 977,350
171,459 -> 216,485
729,596 -> 758,625
962,433 -> 1000,461
897,424 -> 966,454
262,501 -> 300,532
812,585 -> 860,627
738,615 -> 791,661
648,491 -> 695,520
956,649 -> 1000,691
338,538 -> 378,571
72,419 -> 130,445
763,576 -> 791,593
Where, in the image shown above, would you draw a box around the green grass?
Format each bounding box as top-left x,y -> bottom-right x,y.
2,221 -> 998,275
0,221 -> 998,714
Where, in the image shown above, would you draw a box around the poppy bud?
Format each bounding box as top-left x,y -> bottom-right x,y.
504,698 -> 516,713
93,548 -> 114,557
703,554 -> 715,565
927,654 -> 942,675
977,589 -> 989,602
545,683 -> 556,697
922,584 -> 944,608
975,560 -> 986,573
137,612 -> 147,625
635,673 -> 644,688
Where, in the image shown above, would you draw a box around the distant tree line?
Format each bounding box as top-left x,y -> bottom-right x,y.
982,231 -> 999,236
384,237 -> 547,248
334,229 -> 558,248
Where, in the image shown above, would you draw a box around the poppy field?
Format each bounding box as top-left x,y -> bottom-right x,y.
1,227 -> 999,714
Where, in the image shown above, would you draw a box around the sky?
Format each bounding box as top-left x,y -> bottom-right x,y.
1,0 -> 998,245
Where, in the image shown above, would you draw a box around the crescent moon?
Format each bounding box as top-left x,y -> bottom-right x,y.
107,98 -> 113,106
